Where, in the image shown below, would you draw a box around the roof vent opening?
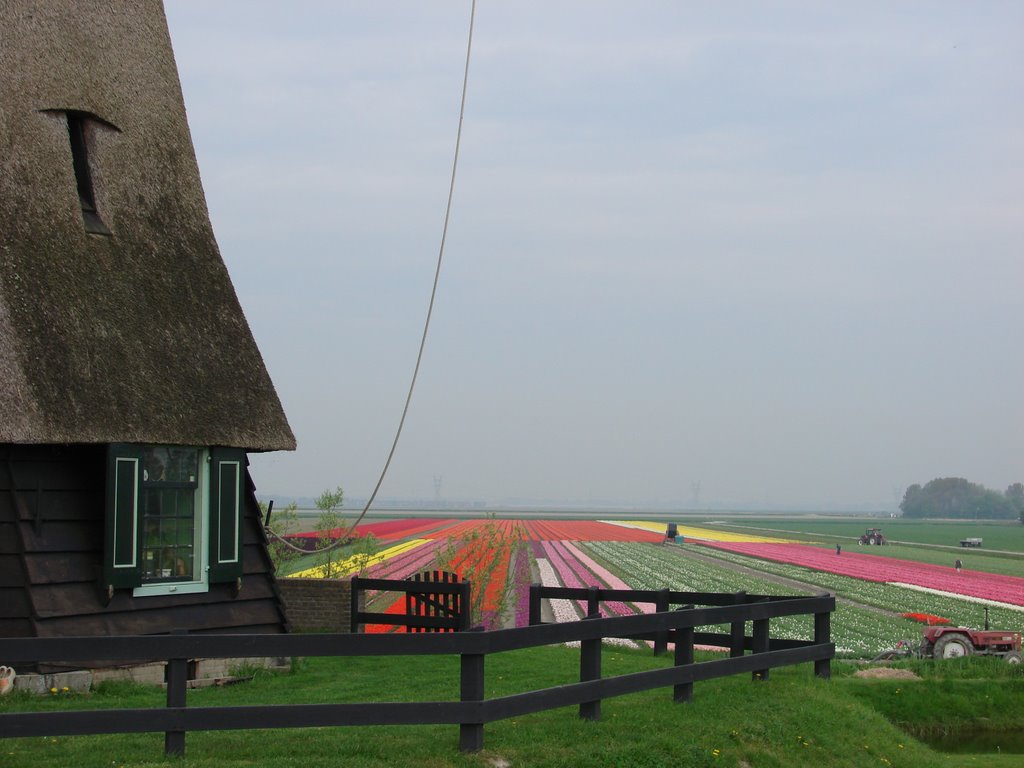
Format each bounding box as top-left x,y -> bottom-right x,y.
65,111 -> 113,236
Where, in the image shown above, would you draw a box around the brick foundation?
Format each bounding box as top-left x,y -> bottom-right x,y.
13,657 -> 290,694
278,576 -> 357,632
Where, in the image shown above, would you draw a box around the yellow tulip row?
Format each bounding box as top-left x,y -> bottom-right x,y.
604,520 -> 795,544
290,538 -> 430,579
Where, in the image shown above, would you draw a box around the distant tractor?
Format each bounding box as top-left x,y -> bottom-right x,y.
859,528 -> 886,545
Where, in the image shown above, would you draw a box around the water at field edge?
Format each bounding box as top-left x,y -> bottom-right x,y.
915,729 -> 1024,754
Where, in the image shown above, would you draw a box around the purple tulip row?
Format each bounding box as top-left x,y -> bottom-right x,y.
512,547 -> 533,627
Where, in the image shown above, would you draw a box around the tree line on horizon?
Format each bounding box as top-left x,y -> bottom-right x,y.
900,477 -> 1024,521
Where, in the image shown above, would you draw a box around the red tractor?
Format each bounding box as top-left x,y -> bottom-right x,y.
873,609 -> 1022,663
920,626 -> 1021,663
859,528 -> 886,545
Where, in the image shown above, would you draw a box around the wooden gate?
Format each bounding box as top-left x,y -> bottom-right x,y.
406,570 -> 467,632
350,573 -> 472,632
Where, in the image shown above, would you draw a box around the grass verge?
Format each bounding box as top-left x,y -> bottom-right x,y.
2,647 -> 1023,767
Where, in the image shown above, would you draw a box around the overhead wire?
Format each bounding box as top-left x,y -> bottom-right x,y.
265,0 -> 478,555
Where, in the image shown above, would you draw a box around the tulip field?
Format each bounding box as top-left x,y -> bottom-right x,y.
286,517 -> 1024,657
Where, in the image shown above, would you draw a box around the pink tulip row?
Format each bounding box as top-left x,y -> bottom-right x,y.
702,541 -> 1024,607
540,541 -> 637,618
559,541 -> 647,616
538,541 -> 589,617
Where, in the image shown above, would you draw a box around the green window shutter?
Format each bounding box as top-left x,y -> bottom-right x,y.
208,447 -> 246,584
104,444 -> 144,589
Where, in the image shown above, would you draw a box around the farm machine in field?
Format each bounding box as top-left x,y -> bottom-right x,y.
919,626 -> 1021,662
872,609 -> 1022,664
858,528 -> 886,545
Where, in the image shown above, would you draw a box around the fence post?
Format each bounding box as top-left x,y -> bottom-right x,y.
164,628 -> 188,757
350,576 -> 362,633
752,599 -> 770,682
406,573 -> 420,632
674,605 -> 695,703
459,580 -> 472,631
654,588 -> 670,656
528,583 -> 542,626
586,586 -> 600,620
459,641 -> 485,752
579,587 -> 602,721
814,594 -> 831,679
730,591 -> 747,658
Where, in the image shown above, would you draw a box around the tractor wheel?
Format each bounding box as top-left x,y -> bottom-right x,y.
1004,651 -> 1022,665
934,634 -> 973,659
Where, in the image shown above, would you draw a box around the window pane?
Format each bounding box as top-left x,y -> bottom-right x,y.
143,446 -> 198,484
140,447 -> 199,583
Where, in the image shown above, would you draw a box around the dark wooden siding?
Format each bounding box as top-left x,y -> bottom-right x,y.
0,444 -> 287,651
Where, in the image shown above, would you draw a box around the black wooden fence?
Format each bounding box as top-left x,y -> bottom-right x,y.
529,584 -> 826,661
0,592 -> 834,758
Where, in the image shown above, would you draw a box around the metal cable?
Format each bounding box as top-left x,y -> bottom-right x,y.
266,0 -> 477,555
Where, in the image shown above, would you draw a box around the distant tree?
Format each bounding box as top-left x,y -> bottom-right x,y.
900,478 -> 1018,520
259,500 -> 302,573
262,486 -> 379,578
1007,483 -> 1024,523
900,484 -> 922,515
313,486 -> 345,578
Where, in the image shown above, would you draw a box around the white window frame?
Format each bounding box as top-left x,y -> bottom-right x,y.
132,448 -> 211,597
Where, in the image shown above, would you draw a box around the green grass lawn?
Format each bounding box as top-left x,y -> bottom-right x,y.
4,647 -> 1024,767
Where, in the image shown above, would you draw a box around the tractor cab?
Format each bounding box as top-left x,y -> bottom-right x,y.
859,528 -> 885,545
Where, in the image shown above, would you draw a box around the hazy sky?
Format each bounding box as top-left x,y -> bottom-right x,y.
163,1 -> 1023,510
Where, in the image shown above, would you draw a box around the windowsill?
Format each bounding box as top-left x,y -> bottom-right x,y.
133,580 -> 209,598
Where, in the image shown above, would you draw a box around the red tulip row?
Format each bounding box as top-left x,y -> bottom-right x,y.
412,518 -> 661,542
420,518 -> 525,541
522,519 -> 662,542
287,517 -> 455,544
353,518 -> 457,541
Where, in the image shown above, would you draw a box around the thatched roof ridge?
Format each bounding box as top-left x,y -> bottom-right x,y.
0,1 -> 295,451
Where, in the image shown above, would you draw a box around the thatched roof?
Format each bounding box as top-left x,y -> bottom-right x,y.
0,1 -> 295,451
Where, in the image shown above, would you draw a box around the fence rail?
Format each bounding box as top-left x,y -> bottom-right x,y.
0,591 -> 834,756
528,584 -> 829,659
